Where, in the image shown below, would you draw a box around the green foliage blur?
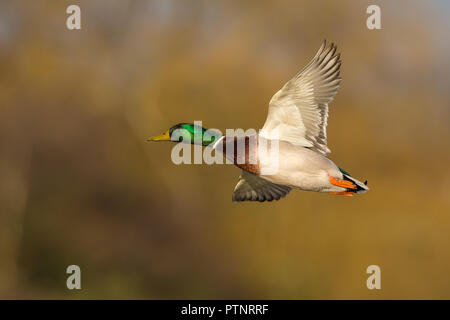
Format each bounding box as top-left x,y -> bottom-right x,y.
0,0 -> 449,299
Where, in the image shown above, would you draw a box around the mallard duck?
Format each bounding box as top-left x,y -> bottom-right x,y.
148,41 -> 369,202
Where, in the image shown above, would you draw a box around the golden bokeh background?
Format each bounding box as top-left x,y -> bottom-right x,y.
0,0 -> 449,298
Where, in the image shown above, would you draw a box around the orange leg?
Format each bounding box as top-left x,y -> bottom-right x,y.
328,192 -> 354,197
328,174 -> 356,189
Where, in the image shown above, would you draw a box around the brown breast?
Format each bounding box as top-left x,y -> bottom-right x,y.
220,136 -> 260,175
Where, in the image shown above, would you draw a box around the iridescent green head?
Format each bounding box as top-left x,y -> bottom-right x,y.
147,123 -> 219,146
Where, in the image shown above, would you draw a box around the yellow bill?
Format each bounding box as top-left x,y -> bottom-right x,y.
147,130 -> 171,141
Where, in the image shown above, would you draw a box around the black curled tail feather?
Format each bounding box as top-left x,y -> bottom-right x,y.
343,174 -> 369,194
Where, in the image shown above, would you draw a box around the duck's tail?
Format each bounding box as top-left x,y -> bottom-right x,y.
342,174 -> 369,194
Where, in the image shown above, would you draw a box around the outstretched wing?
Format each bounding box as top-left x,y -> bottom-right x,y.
260,41 -> 342,155
232,170 -> 291,202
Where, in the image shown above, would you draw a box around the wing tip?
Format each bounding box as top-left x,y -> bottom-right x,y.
232,182 -> 291,203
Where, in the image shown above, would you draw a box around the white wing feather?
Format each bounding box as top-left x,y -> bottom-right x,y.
260,41 -> 342,155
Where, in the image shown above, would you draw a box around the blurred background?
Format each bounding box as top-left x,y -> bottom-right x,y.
0,0 -> 449,299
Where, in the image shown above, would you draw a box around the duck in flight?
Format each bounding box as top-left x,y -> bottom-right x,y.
148,41 -> 369,202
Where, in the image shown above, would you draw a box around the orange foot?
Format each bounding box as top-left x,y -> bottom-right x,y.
328,192 -> 354,197
328,174 -> 356,189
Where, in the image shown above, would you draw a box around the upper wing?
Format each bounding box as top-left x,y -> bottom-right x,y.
232,170 -> 291,202
260,41 -> 342,155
